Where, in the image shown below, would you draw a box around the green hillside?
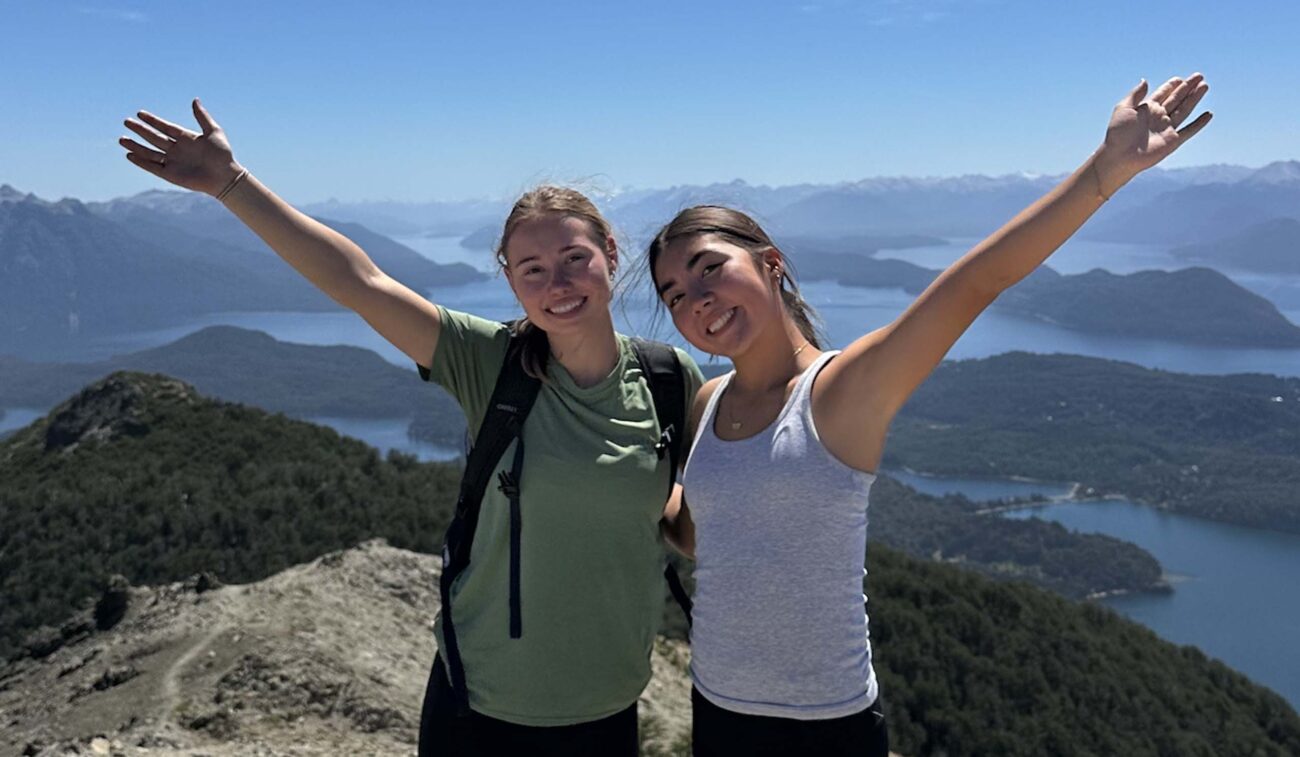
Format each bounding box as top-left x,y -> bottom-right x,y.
1,372 -> 1296,754
889,352 -> 1300,533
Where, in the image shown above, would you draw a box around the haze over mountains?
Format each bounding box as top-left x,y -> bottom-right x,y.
298,160 -> 1297,241
3,159 -> 1297,360
0,187 -> 482,356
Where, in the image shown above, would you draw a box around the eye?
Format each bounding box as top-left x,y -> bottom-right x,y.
524,265 -> 544,276
567,252 -> 587,264
667,293 -> 683,308
701,262 -> 720,276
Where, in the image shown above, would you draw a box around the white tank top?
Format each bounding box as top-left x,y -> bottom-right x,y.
682,350 -> 879,719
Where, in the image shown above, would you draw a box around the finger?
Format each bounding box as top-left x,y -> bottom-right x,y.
1175,110 -> 1214,142
137,110 -> 194,140
1149,77 -> 1184,106
125,151 -> 167,177
192,98 -> 220,136
1160,79 -> 1192,112
1161,73 -> 1203,116
1169,81 -> 1209,126
124,118 -> 174,151
118,137 -> 167,164
1122,79 -> 1149,108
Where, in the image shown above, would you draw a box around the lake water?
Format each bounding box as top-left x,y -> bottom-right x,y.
15,236 -> 1300,377
881,471 -> 1300,710
0,407 -> 44,440
305,415 -> 461,462
5,233 -> 1299,711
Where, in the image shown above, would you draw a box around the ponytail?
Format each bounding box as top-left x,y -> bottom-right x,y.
780,281 -> 823,349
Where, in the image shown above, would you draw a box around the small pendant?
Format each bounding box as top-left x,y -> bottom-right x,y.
730,421 -> 742,431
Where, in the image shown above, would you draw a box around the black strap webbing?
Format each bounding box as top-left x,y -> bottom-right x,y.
630,339 -> 694,625
440,333 -> 540,714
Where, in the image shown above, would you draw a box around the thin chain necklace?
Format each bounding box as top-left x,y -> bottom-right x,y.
727,342 -> 810,431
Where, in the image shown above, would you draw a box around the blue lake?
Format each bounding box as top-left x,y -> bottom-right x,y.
305,415 -> 461,462
882,470 -> 1300,711
5,234 -> 1300,710
0,407 -> 44,440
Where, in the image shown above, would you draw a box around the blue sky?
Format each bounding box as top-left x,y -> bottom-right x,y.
2,1 -> 1296,202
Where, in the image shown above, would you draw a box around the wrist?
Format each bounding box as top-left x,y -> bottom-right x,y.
1088,148 -> 1133,202
208,161 -> 246,198
214,164 -> 250,204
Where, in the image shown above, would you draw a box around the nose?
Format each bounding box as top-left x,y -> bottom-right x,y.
690,284 -> 714,316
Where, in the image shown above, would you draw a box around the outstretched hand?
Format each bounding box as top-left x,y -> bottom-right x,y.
1095,73 -> 1213,197
119,99 -> 243,197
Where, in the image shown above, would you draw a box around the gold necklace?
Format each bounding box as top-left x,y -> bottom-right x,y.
727,342 -> 810,431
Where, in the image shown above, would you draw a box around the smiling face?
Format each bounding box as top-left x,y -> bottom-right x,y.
653,232 -> 786,358
502,213 -> 618,338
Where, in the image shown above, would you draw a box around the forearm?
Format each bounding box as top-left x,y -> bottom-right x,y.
219,171 -> 382,309
954,150 -> 1115,297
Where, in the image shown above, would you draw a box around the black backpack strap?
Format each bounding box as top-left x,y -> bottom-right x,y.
629,339 -> 687,481
440,332 -> 541,714
629,339 -> 694,626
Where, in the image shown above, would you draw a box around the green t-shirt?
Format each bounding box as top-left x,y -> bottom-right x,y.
420,306 -> 703,726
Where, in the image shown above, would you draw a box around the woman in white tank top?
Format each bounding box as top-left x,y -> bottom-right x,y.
649,74 -> 1212,756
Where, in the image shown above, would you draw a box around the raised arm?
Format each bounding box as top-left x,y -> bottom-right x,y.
119,99 -> 442,368
814,74 -> 1212,469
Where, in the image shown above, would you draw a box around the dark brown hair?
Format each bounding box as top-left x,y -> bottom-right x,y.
496,186 -> 616,379
646,205 -> 824,349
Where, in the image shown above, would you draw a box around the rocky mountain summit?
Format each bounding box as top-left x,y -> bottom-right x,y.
0,541 -> 694,757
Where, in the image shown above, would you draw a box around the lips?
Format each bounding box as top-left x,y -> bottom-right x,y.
706,307 -> 737,335
545,296 -> 587,316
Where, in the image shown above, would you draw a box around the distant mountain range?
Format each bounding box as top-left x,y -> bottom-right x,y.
794,251 -> 1300,347
0,325 -> 465,446
4,159 -> 1295,357
1169,217 -> 1300,275
0,187 -> 484,357
291,161 -> 1297,244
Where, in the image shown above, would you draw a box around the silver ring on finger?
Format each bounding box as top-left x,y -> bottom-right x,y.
159,156 -> 167,168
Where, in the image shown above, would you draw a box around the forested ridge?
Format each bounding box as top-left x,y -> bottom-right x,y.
889,351 -> 1300,533
2,371 -> 1160,659
2,371 -> 1297,754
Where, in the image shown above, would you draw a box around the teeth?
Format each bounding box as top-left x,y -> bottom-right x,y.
548,298 -> 583,314
707,308 -> 735,335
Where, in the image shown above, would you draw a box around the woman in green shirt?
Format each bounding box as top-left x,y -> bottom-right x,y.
119,101 -> 702,755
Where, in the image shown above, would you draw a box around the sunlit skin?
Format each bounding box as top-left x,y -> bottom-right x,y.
653,74 -> 1212,558
502,215 -> 622,386
116,99 -> 688,525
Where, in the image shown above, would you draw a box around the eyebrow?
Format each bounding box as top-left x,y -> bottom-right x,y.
656,249 -> 711,295
513,244 -> 586,268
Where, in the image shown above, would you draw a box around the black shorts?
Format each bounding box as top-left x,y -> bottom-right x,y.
417,655 -> 638,757
692,686 -> 890,757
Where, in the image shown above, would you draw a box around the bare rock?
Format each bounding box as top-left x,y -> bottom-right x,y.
0,539 -> 694,755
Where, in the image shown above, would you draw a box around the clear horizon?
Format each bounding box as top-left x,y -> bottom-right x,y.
4,1 -> 1297,203
4,158 -> 1297,207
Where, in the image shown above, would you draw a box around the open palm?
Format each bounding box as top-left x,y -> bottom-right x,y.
1099,73 -> 1212,190
119,99 -> 242,197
